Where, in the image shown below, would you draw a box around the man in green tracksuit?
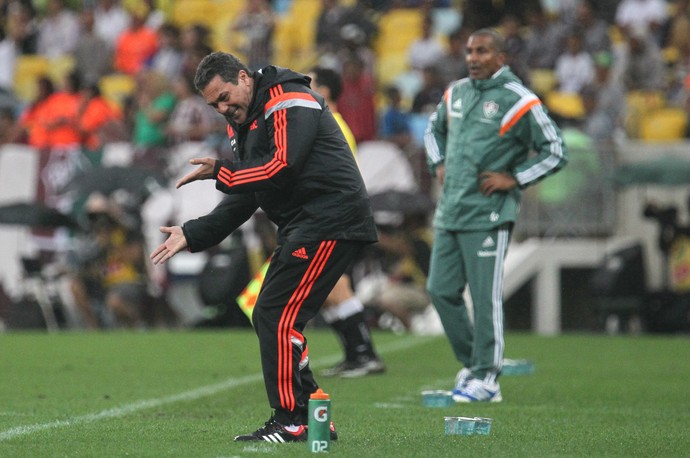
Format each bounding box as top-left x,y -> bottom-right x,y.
424,28 -> 568,402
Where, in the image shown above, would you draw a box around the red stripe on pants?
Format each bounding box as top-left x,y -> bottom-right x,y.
276,240 -> 336,410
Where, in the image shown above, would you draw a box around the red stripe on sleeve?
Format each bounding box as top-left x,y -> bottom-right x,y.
499,99 -> 540,137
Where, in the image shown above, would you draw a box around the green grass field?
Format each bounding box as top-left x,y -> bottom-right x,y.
1,329 -> 688,457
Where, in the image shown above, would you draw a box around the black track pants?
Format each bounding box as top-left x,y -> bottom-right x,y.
252,239 -> 366,425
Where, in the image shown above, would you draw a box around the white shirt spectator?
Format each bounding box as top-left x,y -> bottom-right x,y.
0,36 -> 17,90
555,34 -> 596,94
408,13 -> 445,73
408,37 -> 446,73
94,0 -> 131,47
615,0 -> 668,35
36,2 -> 80,58
555,52 -> 595,93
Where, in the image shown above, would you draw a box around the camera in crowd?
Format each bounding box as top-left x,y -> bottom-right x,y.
643,202 -> 681,255
643,202 -> 678,228
642,194 -> 690,260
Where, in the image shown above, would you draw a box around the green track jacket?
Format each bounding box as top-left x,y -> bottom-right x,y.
424,66 -> 568,231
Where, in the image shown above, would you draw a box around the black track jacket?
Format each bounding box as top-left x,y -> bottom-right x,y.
182,66 -> 378,251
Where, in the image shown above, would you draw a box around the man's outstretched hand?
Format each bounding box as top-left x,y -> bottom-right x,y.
150,226 -> 188,265
176,157 -> 217,189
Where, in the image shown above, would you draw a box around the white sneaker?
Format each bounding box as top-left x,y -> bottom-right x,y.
453,378 -> 502,403
453,368 -> 472,390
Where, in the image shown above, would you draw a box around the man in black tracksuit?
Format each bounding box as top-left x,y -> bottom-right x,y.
151,52 -> 378,442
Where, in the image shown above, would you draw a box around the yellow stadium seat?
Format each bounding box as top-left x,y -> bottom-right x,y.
625,90 -> 666,138
155,0 -> 174,18
13,55 -> 51,102
626,90 -> 666,112
375,8 -> 423,55
662,46 -> 680,64
376,54 -> 411,87
545,91 -> 585,119
272,14 -> 318,71
530,69 -> 557,96
273,15 -> 298,68
15,55 -> 50,76
212,10 -> 245,54
99,74 -> 136,109
289,0 -> 322,19
640,108 -> 689,141
608,25 -> 624,45
210,0 -> 261,53
286,0 -> 320,57
171,0 -> 218,27
373,9 -> 424,90
48,55 -> 76,85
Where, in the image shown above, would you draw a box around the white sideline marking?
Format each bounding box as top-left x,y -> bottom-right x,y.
0,336 -> 434,442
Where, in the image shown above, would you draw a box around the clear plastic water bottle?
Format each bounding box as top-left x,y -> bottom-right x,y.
307,388 -> 331,453
502,358 -> 535,375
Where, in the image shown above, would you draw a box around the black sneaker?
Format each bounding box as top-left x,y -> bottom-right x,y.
321,360 -> 350,377
322,356 -> 386,378
329,421 -> 339,441
234,417 -> 307,442
305,421 -> 339,441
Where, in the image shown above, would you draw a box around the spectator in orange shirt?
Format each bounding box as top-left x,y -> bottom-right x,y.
78,83 -> 125,165
18,76 -> 55,149
37,72 -> 85,210
42,71 -> 82,148
113,4 -> 159,75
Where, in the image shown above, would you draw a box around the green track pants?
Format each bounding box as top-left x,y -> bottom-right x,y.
426,224 -> 512,382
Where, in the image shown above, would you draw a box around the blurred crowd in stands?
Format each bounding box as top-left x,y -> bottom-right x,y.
0,0 -> 689,331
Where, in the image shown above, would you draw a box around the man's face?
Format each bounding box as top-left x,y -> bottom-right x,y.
202,72 -> 253,124
465,34 -> 504,80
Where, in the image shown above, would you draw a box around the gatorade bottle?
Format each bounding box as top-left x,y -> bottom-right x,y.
307,388 -> 331,453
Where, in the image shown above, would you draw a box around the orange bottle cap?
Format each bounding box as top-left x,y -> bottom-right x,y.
310,388 -> 330,400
